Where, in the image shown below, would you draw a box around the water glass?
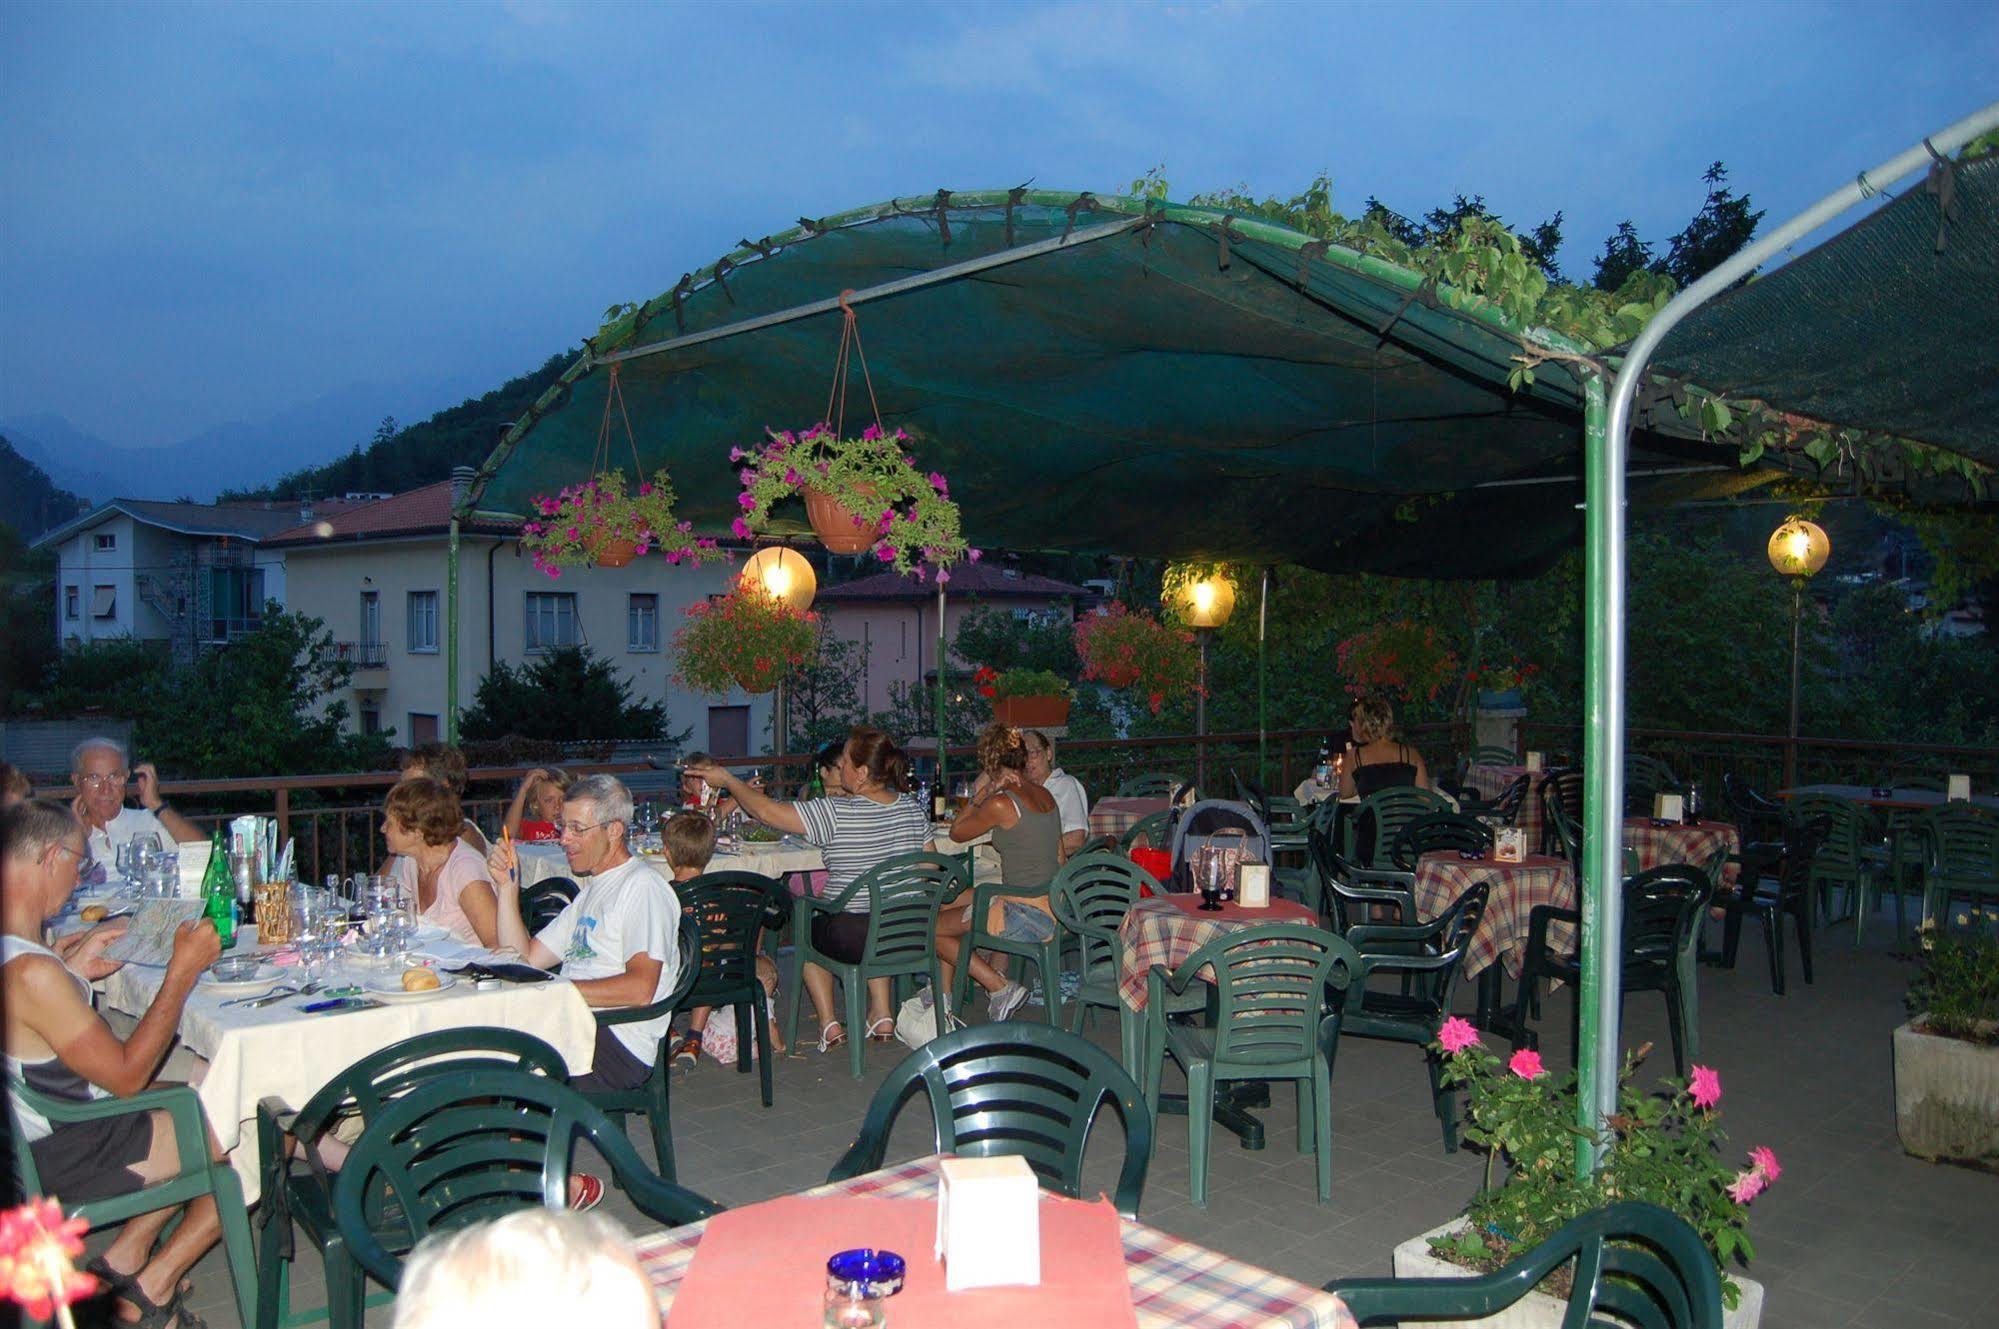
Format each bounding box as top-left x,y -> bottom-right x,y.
143,847 -> 179,898
115,840 -> 140,887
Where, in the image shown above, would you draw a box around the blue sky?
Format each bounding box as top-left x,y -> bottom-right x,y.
4,0 -> 1996,448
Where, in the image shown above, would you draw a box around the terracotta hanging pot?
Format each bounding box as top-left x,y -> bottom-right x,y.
993,696 -> 1071,728
592,537 -> 640,569
804,486 -> 880,554
731,663 -> 782,694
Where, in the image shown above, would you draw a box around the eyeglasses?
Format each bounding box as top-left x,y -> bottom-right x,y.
52,843 -> 87,862
77,773 -> 130,788
557,819 -> 615,838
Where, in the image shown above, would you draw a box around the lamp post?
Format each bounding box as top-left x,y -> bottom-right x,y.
1174,573 -> 1236,791
1767,517 -> 1829,789
741,546 -> 817,758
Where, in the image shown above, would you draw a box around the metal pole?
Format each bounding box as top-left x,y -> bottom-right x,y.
446,517 -> 461,743
1787,579 -> 1803,788
936,579 -> 948,792
774,677 -> 788,758
1258,568 -> 1270,786
1577,372 -> 1622,1178
1195,630 -> 1210,791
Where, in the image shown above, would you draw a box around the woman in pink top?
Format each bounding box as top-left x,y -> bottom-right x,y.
382,778 -> 506,947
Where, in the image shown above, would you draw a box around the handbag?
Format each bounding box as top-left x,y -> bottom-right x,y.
894,990 -> 962,1049
1192,826 -> 1250,900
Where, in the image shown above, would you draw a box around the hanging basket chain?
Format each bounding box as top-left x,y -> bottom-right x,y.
824,290 -> 884,439
591,363 -> 646,480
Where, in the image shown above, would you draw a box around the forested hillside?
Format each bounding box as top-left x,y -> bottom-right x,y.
0,437 -> 89,538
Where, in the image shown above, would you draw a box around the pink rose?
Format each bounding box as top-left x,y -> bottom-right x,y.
1508,1049 -> 1546,1080
1437,1016 -> 1480,1054
1688,1065 -> 1721,1109
1748,1146 -> 1781,1182
1726,1169 -> 1767,1205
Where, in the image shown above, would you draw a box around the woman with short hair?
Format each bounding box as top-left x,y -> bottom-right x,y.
383,776 -> 507,947
1337,695 -> 1432,798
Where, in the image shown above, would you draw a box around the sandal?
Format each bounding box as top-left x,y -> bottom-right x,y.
105,1276 -> 207,1329
817,1022 -> 848,1053
85,1257 -> 143,1301
569,1173 -> 605,1212
865,1017 -> 897,1042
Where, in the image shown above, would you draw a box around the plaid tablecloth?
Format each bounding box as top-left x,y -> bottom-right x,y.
1465,764 -> 1547,854
634,1156 -> 1355,1329
1092,796 -> 1174,839
1412,852 -> 1577,980
1115,894 -> 1317,1011
1622,817 -> 1741,888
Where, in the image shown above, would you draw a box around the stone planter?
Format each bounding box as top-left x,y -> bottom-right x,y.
1894,1016 -> 1999,1162
992,695 -> 1071,729
1391,1220 -> 1763,1329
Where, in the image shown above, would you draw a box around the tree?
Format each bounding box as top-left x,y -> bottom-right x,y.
1591,221 -> 1654,292
785,627 -> 867,752
949,604 -> 1078,676
1592,163 -> 1763,291
459,645 -> 670,743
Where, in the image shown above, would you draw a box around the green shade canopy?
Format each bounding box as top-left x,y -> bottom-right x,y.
466,191 -> 1752,577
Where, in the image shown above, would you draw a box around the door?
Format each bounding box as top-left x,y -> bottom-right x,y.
707,705 -> 750,758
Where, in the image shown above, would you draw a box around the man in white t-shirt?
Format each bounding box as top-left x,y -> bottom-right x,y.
488,774 -> 682,1093
1024,730 -> 1089,860
70,738 -> 205,882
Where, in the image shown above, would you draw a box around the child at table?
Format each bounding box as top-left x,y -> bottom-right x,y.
663,812 -> 784,1064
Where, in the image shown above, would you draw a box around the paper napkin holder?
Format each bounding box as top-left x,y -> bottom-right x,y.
1494,827 -> 1525,863
936,1155 -> 1040,1290
1655,792 -> 1685,823
1525,751 -> 1544,773
176,840 -> 210,899
1237,861 -> 1271,908
1949,774 -> 1972,802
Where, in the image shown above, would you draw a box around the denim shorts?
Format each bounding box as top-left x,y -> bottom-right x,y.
998,900 -> 1057,943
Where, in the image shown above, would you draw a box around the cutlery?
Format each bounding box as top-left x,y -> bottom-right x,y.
246,980 -> 324,1009
219,985 -> 296,1008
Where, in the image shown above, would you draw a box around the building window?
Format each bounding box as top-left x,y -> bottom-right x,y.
92,585 -> 117,620
407,590 -> 439,654
360,590 -> 381,647
628,593 -> 659,652
94,533 -> 116,552
359,700 -> 382,735
206,566 -> 265,641
408,712 -> 440,745
525,592 -> 579,653
64,586 -> 79,620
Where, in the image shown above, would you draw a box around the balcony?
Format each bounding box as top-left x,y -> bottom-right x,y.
332,640 -> 389,686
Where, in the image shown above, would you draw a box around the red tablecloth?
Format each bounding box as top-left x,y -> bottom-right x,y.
1090,797 -> 1173,839
1412,851 -> 1577,979
1115,894 -> 1317,1011
1622,817 -> 1741,888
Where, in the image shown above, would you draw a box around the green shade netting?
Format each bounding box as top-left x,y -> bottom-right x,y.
469,192 -> 1750,576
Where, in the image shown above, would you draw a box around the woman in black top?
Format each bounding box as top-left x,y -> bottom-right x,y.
1338,695 -> 1433,799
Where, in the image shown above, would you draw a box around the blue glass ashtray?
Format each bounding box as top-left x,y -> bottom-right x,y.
827,1249 -> 906,1296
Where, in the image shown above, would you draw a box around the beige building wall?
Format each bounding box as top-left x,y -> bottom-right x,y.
819,595 -> 1070,714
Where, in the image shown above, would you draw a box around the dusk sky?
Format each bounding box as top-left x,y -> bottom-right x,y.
5,0 -> 1996,451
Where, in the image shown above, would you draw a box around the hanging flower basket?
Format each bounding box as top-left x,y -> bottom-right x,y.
1335,620 -> 1460,705
1074,605 -> 1200,715
673,586 -> 820,696
522,468 -> 719,579
732,425 -> 970,577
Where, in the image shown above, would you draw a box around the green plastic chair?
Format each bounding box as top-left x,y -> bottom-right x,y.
254,1028 -> 570,1329
578,912 -> 701,1181
1327,1199 -> 1722,1328
1466,744 -> 1519,768
784,850 -> 968,1079
948,876 -> 1064,1026
9,1080 -> 258,1329
1047,850 -> 1203,1076
1786,793 -> 1872,924
1625,752 -> 1683,814
520,874 -> 579,933
826,1022 -> 1154,1218
1310,823 -> 1418,934
331,1067 -> 723,1289
1859,807 -> 1922,945
679,870 -> 787,1106
1344,786 -> 1451,869
1119,809 -> 1173,851
1918,802 -> 1999,930
1334,880 -> 1490,1152
1116,772 -> 1183,798
1141,922 -> 1360,1208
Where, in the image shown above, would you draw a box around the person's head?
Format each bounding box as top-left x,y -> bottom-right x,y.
976,723 -> 1030,778
814,740 -> 847,796
1021,730 -> 1057,784
400,743 -> 469,797
382,777 -> 464,857
70,737 -> 132,824
393,1209 -> 659,1329
528,767 -> 574,821
0,799 -> 86,922
839,726 -> 911,795
678,753 -> 711,803
561,774 -> 634,874
662,811 -> 716,879
0,761 -> 32,809
1350,696 -> 1398,745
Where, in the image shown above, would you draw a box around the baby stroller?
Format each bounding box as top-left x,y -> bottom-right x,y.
1166,798 -> 1272,895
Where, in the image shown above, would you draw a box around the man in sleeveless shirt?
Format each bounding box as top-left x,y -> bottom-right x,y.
3,798 -> 226,1327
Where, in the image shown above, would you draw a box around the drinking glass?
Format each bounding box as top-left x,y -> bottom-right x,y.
144,847 -> 179,898
115,841 -> 140,888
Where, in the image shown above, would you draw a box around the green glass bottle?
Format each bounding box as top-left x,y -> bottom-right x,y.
808,768 -> 825,799
201,829 -> 236,948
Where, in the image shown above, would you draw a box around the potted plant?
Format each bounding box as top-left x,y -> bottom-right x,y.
973,667 -> 1074,728
1467,656 -> 1540,710
1335,620 -> 1461,707
1894,921 -> 1999,1163
730,424 -> 970,576
672,586 -> 820,696
1073,604 -> 1200,716
1388,1020 -> 1770,1328
522,468 -> 719,577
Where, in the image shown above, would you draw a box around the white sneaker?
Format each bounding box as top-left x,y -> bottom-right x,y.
988,982 -> 1030,1022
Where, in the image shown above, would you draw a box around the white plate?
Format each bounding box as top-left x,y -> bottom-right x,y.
201,967 -> 282,995
363,971 -> 460,1003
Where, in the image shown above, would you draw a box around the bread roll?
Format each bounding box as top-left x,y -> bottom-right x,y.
80,904 -> 109,923
401,968 -> 441,992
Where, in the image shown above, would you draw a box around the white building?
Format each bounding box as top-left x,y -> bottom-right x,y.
266,477 -> 770,753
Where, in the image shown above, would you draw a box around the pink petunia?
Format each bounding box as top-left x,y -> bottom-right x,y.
862,424 -> 881,441
784,468 -> 801,485
1726,1168 -> 1767,1204
1749,1146 -> 1781,1182
968,548 -> 983,562
731,517 -> 752,539
638,483 -> 652,496
1508,1049 -> 1546,1080
738,492 -> 757,510
936,569 -> 950,584
928,471 -> 949,493
1688,1065 -> 1722,1109
1437,1016 -> 1481,1054
876,546 -> 895,563
729,446 -> 746,461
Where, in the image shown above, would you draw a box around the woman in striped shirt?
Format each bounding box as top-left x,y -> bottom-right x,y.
686,726 -> 931,1051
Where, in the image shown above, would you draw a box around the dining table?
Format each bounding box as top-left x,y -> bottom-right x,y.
1090,796 -> 1174,840
1412,849 -> 1577,1030
1780,782 -> 1999,812
1463,763 -> 1546,856
1622,816 -> 1742,888
634,1155 -> 1358,1329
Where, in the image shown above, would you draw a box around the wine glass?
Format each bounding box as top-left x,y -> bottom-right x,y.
114,840 -> 140,888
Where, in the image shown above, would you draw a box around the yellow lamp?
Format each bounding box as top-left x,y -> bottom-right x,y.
1176,573 -> 1236,629
1766,517 -> 1830,580
740,546 -> 817,611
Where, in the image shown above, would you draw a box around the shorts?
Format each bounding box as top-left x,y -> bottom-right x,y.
571,1023 -> 653,1094
811,911 -> 871,965
28,1109 -> 154,1204
998,901 -> 1057,943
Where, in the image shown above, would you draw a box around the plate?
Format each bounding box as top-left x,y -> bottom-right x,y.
363,971 -> 461,1003
201,966 -> 281,995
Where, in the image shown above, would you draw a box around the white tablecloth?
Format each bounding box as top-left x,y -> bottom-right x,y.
98,935 -> 598,1201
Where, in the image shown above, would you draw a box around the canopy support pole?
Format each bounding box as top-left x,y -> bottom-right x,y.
1258,568 -> 1270,787
446,518 -> 461,743
936,579 -> 948,793
1583,97 -> 1999,1183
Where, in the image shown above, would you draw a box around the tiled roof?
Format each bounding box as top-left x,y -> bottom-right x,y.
816,563 -> 1088,601
262,481 -> 519,547
34,497 -> 365,549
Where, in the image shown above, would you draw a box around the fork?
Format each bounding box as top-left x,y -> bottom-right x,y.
219,985 -> 296,1008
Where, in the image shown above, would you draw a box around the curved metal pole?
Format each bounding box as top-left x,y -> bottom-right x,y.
446,517 -> 461,743
1258,568 -> 1270,786
1587,99 -> 1999,1171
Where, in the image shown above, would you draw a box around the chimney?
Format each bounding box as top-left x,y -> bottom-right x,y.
450,465 -> 477,508
298,495 -> 314,524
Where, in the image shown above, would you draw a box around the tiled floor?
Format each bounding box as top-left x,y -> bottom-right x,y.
105,912 -> 1999,1327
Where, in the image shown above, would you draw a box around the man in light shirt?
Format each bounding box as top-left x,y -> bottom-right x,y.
1023,730 -> 1089,860
70,738 -> 204,881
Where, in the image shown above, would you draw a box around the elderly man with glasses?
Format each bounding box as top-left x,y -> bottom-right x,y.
486,774 -> 683,1095
70,737 -> 204,878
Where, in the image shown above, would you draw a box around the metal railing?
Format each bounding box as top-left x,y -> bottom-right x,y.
1519,721 -> 1999,796
331,641 -> 389,668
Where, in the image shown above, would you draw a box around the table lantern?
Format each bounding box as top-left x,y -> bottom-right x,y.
1949,774 -> 1972,802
